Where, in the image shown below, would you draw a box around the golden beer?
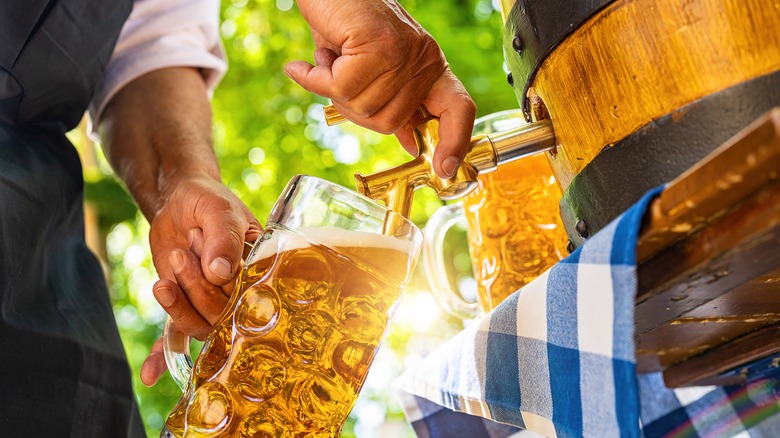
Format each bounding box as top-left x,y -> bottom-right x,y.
424,111 -> 568,318
462,153 -> 568,312
162,175 -> 421,437
163,227 -> 414,437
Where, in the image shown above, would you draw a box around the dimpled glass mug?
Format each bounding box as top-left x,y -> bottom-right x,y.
423,110 -> 568,318
161,175 -> 421,437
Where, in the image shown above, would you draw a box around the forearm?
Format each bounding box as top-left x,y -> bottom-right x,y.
99,67 -> 221,221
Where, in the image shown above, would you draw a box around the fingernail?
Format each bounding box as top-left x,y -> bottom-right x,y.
154,287 -> 175,307
169,250 -> 185,275
209,257 -> 233,280
442,156 -> 460,178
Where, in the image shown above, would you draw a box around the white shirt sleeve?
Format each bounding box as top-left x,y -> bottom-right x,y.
88,0 -> 227,134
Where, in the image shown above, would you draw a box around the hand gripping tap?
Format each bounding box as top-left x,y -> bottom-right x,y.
323,105 -> 558,219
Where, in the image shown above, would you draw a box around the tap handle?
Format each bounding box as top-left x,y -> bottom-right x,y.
322,104 -> 556,219
324,104 -> 347,126
323,104 -> 431,127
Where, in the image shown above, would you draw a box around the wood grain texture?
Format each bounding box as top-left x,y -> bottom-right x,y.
663,324 -> 780,387
637,109 -> 780,261
531,0 -> 780,188
631,109 -> 780,383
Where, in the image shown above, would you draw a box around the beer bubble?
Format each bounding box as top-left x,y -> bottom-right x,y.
332,340 -> 374,385
486,273 -> 525,307
231,344 -> 287,402
195,328 -> 232,379
339,275 -> 380,299
288,310 -> 336,357
277,248 -> 335,304
238,419 -> 276,438
236,403 -> 293,438
245,259 -> 273,283
235,284 -> 280,336
339,296 -> 389,342
294,431 -> 332,438
185,382 -> 233,435
481,199 -> 515,238
289,372 -> 351,431
506,223 -> 553,274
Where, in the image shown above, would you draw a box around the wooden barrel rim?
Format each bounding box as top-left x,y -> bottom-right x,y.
512,0 -> 780,189
501,0 -> 614,120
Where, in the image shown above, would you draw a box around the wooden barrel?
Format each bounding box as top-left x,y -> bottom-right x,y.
501,0 -> 780,246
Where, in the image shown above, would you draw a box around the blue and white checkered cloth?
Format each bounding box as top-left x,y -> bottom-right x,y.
395,187 -> 780,437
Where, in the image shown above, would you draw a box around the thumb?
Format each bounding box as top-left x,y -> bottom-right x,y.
284,61 -> 336,99
197,208 -> 259,286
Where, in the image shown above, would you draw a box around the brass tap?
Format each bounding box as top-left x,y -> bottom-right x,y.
323,104 -> 557,218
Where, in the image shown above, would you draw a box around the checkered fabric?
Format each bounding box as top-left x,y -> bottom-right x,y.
394,187 -> 780,437
639,372 -> 780,437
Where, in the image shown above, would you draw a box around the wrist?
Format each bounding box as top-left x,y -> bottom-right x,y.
154,162 -> 222,209
124,156 -> 222,223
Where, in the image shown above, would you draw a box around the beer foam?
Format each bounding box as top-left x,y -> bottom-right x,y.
250,226 -> 416,261
304,226 -> 417,253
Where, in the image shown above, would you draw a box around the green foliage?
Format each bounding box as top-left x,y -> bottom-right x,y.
78,1 -> 520,436
83,179 -> 138,228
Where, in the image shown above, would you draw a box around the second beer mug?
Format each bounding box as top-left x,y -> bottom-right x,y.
161,175 -> 422,437
424,110 -> 568,318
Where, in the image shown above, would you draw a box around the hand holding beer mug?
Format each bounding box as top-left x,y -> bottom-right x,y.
424,110 -> 568,318
161,175 -> 421,437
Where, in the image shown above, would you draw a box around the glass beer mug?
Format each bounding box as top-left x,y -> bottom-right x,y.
423,110 -> 568,318
162,175 -> 421,437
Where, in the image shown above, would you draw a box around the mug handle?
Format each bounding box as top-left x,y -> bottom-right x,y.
162,241 -> 256,392
422,202 -> 481,319
163,317 -> 192,392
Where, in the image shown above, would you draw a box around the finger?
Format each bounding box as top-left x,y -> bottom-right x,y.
394,126 -> 421,157
309,29 -> 340,56
284,52 -> 388,103
149,211 -> 190,283
423,71 -> 477,178
153,279 -> 212,340
245,226 -> 263,247
221,277 -> 238,298
328,84 -> 409,134
394,110 -> 426,157
314,47 -> 338,67
188,228 -> 205,258
195,221 -> 261,264
331,55 -> 444,134
169,249 -> 229,325
218,237 -> 260,298
140,337 -> 167,386
194,205 -> 252,286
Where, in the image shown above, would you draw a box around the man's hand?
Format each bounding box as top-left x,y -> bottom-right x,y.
149,175 -> 262,339
285,0 -> 476,178
139,176 -> 262,386
99,68 -> 262,386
